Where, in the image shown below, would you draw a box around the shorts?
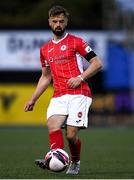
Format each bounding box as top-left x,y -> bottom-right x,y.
47,94 -> 92,128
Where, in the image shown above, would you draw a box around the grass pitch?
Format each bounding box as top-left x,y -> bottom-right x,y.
0,126 -> 134,179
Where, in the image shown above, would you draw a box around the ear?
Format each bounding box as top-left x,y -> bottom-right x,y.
65,17 -> 68,26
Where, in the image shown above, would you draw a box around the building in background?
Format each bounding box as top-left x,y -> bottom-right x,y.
0,0 -> 133,126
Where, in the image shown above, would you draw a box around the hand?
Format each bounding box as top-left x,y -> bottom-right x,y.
24,100 -> 35,112
67,76 -> 82,88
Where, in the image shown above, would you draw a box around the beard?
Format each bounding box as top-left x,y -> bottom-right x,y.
52,27 -> 66,36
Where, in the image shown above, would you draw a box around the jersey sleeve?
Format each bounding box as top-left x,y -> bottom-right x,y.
40,47 -> 49,67
76,38 -> 97,61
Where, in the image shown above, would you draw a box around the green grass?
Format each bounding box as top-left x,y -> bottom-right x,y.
0,126 -> 134,179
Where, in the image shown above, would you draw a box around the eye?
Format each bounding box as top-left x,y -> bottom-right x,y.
52,20 -> 57,23
59,20 -> 64,23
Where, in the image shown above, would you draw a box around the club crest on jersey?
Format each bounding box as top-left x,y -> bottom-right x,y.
85,46 -> 92,53
77,112 -> 83,118
60,45 -> 67,51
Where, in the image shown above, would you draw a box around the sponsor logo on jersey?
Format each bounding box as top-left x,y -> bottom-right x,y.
48,48 -> 54,53
48,55 -> 68,64
85,46 -> 92,53
60,45 -> 67,51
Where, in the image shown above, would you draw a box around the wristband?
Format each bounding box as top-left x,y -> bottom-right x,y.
77,75 -> 84,81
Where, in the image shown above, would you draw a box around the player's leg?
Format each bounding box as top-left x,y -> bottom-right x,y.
35,115 -> 66,170
66,125 -> 81,162
47,115 -> 66,149
46,95 -> 68,150
65,125 -> 81,174
35,96 -> 68,169
65,95 -> 92,174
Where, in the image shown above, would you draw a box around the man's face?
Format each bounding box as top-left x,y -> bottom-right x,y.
49,13 -> 68,36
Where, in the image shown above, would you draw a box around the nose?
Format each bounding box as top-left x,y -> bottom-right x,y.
56,21 -> 60,26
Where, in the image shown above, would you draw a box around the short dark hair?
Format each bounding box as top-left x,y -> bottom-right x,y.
49,5 -> 69,18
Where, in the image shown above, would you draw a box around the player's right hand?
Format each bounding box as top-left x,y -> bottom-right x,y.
24,100 -> 35,112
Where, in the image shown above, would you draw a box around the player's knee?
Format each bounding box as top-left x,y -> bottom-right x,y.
66,132 -> 76,143
47,119 -> 58,132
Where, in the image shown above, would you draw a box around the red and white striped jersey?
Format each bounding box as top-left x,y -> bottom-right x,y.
40,33 -> 93,98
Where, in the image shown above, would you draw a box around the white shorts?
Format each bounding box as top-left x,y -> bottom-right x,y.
47,94 -> 92,128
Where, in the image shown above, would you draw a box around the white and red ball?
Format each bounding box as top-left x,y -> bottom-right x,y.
44,148 -> 69,172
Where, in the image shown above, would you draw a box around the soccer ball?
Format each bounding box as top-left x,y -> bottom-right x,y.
44,148 -> 69,172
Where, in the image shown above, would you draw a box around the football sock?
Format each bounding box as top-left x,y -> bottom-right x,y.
49,129 -> 64,149
68,138 -> 81,162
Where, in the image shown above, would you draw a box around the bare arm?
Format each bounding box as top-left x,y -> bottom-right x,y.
24,66 -> 51,112
80,56 -> 103,80
67,56 -> 103,88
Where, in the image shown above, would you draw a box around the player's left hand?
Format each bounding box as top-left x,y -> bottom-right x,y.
67,76 -> 82,88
